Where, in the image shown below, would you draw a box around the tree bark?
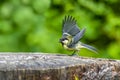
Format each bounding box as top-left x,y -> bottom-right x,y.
0,53 -> 120,80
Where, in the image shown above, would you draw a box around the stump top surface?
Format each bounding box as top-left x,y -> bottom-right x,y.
0,52 -> 119,70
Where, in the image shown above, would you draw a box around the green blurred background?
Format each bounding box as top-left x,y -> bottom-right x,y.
0,0 -> 120,59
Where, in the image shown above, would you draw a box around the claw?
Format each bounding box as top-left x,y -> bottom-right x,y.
70,51 -> 79,56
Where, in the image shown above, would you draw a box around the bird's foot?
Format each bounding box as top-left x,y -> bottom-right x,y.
70,51 -> 79,56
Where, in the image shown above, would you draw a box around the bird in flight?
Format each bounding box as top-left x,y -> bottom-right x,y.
59,15 -> 97,56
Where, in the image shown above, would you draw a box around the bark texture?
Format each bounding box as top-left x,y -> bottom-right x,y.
0,53 -> 120,80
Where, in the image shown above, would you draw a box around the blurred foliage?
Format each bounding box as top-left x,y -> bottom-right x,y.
0,0 -> 120,59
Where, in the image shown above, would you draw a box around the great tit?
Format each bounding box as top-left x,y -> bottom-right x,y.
59,15 -> 97,55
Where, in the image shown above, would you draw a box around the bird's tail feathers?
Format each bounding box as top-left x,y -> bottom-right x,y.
81,43 -> 98,54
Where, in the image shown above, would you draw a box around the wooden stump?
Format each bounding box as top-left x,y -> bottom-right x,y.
0,53 -> 120,80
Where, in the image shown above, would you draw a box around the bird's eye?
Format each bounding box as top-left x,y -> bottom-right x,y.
63,38 -> 68,40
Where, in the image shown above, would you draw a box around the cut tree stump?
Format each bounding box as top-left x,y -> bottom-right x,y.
0,53 -> 120,80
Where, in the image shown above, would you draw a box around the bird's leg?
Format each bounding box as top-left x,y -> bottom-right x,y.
70,51 -> 79,56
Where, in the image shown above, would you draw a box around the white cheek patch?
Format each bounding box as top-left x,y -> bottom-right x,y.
63,40 -> 68,44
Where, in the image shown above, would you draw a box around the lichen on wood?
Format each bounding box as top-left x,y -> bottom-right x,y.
0,53 -> 120,80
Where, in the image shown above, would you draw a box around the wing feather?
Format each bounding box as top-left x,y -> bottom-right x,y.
72,28 -> 86,44
62,15 -> 80,36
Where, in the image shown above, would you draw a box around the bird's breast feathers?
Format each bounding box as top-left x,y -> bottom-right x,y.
63,42 -> 82,51
63,42 -> 84,51
63,44 -> 74,50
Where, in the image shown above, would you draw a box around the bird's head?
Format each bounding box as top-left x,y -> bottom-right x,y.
59,37 -> 69,45
59,33 -> 73,46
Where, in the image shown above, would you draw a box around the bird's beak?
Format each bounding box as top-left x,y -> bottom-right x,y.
59,39 -> 63,46
59,39 -> 62,43
59,39 -> 64,46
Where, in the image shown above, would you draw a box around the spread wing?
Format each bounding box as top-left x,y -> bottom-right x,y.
62,15 -> 80,36
72,28 -> 86,44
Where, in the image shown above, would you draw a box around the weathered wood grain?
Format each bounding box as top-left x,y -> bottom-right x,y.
0,53 -> 120,80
